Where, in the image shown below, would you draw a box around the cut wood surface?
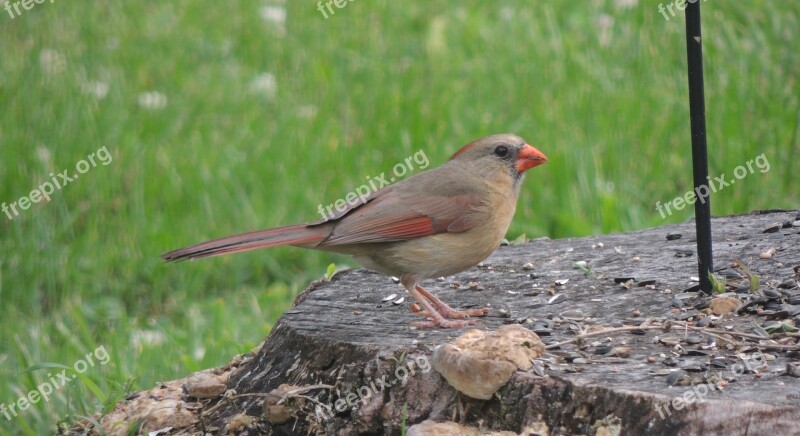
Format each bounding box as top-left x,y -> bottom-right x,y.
86,210 -> 800,435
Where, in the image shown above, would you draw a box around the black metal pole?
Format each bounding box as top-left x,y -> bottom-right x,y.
684,1 -> 713,293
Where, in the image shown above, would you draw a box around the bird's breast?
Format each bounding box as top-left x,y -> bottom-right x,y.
362,190 -> 518,280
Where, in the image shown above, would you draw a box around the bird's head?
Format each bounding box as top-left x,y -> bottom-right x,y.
448,134 -> 548,181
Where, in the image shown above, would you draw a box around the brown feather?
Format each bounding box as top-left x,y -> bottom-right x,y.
161,224 -> 328,261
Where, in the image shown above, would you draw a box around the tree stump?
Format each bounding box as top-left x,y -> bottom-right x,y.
88,210 -> 800,435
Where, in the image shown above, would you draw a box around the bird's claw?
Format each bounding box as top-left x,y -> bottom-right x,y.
413,306 -> 488,329
440,307 -> 489,319
417,307 -> 489,319
412,318 -> 477,329
407,283 -> 488,328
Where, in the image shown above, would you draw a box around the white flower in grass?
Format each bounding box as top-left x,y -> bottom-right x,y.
615,0 -> 638,8
131,330 -> 167,349
596,13 -> 614,47
36,146 -> 52,166
193,346 -> 206,361
39,49 -> 67,75
499,6 -> 514,22
260,5 -> 286,36
138,91 -> 168,110
260,5 -> 286,25
296,104 -> 317,119
81,81 -> 110,100
249,72 -> 277,100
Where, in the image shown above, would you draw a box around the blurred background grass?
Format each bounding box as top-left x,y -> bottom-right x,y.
0,0 -> 797,432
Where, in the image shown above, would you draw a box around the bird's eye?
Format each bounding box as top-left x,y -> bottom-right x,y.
493,145 -> 509,157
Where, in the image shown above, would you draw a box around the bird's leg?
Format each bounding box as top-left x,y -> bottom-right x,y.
415,284 -> 489,319
405,284 -> 477,329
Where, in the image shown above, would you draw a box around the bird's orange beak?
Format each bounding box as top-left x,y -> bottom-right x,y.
515,144 -> 548,173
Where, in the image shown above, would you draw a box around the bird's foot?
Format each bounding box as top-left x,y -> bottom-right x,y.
435,306 -> 489,319
413,304 -> 487,329
417,306 -> 488,319
412,317 -> 477,329
406,283 -> 487,328
414,285 -> 489,318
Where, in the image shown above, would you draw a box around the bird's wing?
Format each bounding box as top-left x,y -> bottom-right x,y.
317,192 -> 483,246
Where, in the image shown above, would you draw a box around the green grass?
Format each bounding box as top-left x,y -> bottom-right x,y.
1,0 -> 798,433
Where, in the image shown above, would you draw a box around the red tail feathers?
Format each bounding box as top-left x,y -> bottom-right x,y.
161,224 -> 327,261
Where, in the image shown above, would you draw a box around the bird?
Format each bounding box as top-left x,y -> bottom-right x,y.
162,134 -> 547,328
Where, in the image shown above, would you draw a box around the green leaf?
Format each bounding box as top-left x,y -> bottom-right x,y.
511,234 -> 528,245
734,258 -> 760,293
325,263 -> 337,281
708,272 -> 726,294
573,261 -> 595,277
764,322 -> 799,334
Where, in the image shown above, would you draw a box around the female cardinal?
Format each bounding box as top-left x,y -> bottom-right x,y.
162,134 -> 547,328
